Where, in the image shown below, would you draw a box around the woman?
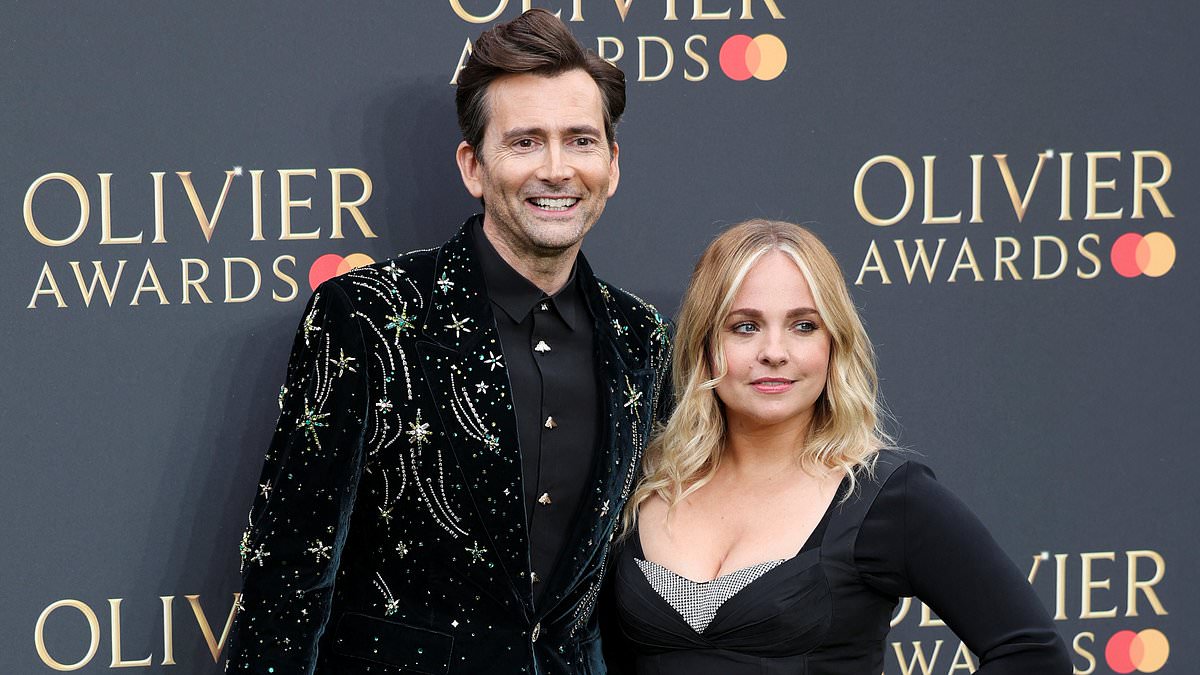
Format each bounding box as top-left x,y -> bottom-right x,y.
611,220 -> 1071,673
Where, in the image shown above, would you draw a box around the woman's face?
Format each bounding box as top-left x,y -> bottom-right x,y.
713,250 -> 831,434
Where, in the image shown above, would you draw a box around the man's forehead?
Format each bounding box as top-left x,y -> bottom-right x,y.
484,70 -> 605,135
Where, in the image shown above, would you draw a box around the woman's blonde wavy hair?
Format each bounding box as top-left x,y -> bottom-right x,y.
623,219 -> 891,532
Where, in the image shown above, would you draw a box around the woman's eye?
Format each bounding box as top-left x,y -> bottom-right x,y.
731,322 -> 757,333
794,320 -> 818,333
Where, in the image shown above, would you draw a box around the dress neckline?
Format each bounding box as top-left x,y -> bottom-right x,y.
632,472 -> 849,583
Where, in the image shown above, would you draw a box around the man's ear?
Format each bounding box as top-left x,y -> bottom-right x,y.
607,141 -> 620,198
456,141 -> 484,198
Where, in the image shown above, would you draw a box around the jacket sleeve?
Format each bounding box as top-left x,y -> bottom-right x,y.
649,314 -> 675,429
226,280 -> 370,674
857,461 -> 1072,674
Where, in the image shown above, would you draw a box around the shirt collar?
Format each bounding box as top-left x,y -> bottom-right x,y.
472,218 -> 585,330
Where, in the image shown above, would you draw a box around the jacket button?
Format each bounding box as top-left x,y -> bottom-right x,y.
531,622 -> 541,642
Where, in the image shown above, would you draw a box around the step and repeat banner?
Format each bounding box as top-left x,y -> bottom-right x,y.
1,2 -> 1194,673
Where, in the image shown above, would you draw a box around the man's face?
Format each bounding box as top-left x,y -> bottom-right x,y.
457,69 -> 620,263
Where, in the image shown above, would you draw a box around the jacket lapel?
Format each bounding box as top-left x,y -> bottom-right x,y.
415,221 -> 530,607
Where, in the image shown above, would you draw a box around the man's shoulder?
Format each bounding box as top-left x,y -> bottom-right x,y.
590,276 -> 670,339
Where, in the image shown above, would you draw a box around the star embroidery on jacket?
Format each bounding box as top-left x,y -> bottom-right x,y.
483,351 -> 504,371
375,398 -> 393,414
382,262 -> 404,280
259,480 -> 272,498
330,348 -> 358,377
249,544 -> 270,566
436,272 -> 455,293
445,314 -> 472,338
406,410 -> 432,446
622,377 -> 643,409
302,303 -> 322,346
384,308 -> 415,341
483,434 -> 500,453
475,382 -> 489,394
307,540 -> 332,562
297,403 -> 330,444
465,541 -> 487,564
378,505 -> 394,524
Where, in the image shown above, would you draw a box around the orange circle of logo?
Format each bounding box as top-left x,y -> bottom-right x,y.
1105,629 -> 1169,673
719,34 -> 788,81
309,252 -> 376,291
1109,232 -> 1175,278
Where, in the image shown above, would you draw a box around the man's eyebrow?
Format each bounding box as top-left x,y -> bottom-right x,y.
499,125 -> 603,141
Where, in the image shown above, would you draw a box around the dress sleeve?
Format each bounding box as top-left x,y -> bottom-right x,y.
225,280 -> 370,674
856,461 -> 1072,674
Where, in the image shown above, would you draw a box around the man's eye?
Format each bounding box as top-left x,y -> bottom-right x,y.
573,137 -> 595,146
514,139 -> 535,149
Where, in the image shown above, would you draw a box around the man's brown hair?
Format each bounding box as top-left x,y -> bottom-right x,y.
455,9 -> 626,159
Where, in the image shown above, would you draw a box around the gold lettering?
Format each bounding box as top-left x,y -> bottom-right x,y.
683,35 -> 709,81
450,38 -> 473,85
1131,150 -> 1174,219
969,154 -> 983,223
109,598 -> 153,667
895,239 -> 946,284
161,596 -> 176,666
98,173 -> 143,244
1072,632 -> 1096,675
181,258 -> 213,305
922,155 -> 962,224
1076,234 -> 1101,280
854,155 -> 914,226
187,593 -> 241,663
448,0 -> 507,23
994,237 -> 1022,281
24,172 -> 90,247
597,36 -> 625,63
70,260 -> 126,307
35,599 -> 100,671
693,0 -> 731,19
1080,551 -> 1118,619
638,36 -> 674,82
151,172 -> 167,243
892,640 -> 943,675
1054,553 -> 1070,620
947,238 -> 982,282
225,257 -> 262,303
330,169 -> 377,239
740,0 -> 784,19
994,152 -> 1047,223
29,262 -> 68,309
1033,235 -> 1068,280
613,0 -> 634,21
854,240 -> 892,285
131,259 -> 169,306
948,642 -> 977,673
1085,151 -> 1122,220
273,255 -> 300,302
279,169 -> 320,240
178,170 -> 236,243
664,0 -> 678,19
250,169 -> 266,240
1125,550 -> 1167,617
1058,152 -> 1073,221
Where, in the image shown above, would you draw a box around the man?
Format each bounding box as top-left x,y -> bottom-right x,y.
226,9 -> 672,674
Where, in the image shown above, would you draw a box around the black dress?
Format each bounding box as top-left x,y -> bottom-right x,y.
610,452 -> 1071,674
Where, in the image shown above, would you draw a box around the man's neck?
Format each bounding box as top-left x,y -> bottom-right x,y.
481,221 -> 581,296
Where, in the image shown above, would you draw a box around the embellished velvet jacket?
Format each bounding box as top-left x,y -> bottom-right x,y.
227,219 -> 673,675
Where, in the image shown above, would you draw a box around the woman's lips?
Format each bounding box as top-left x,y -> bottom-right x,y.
751,378 -> 794,393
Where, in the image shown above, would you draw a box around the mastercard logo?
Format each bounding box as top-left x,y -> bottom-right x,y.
1105,629 -> 1169,673
309,252 -> 376,290
1110,232 -> 1175,278
719,34 -> 788,81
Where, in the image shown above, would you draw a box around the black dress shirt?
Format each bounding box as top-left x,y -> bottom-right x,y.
473,222 -> 600,607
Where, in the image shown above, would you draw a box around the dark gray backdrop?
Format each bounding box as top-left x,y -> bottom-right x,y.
2,3 -> 1193,673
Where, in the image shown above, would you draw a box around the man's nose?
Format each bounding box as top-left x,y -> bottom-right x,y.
536,143 -> 574,183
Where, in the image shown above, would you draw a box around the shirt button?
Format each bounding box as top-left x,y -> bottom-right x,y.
531,622 -> 541,642
531,571 -> 541,584
538,492 -> 552,505
534,340 -> 551,353
539,302 -> 549,311
543,416 -> 557,429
